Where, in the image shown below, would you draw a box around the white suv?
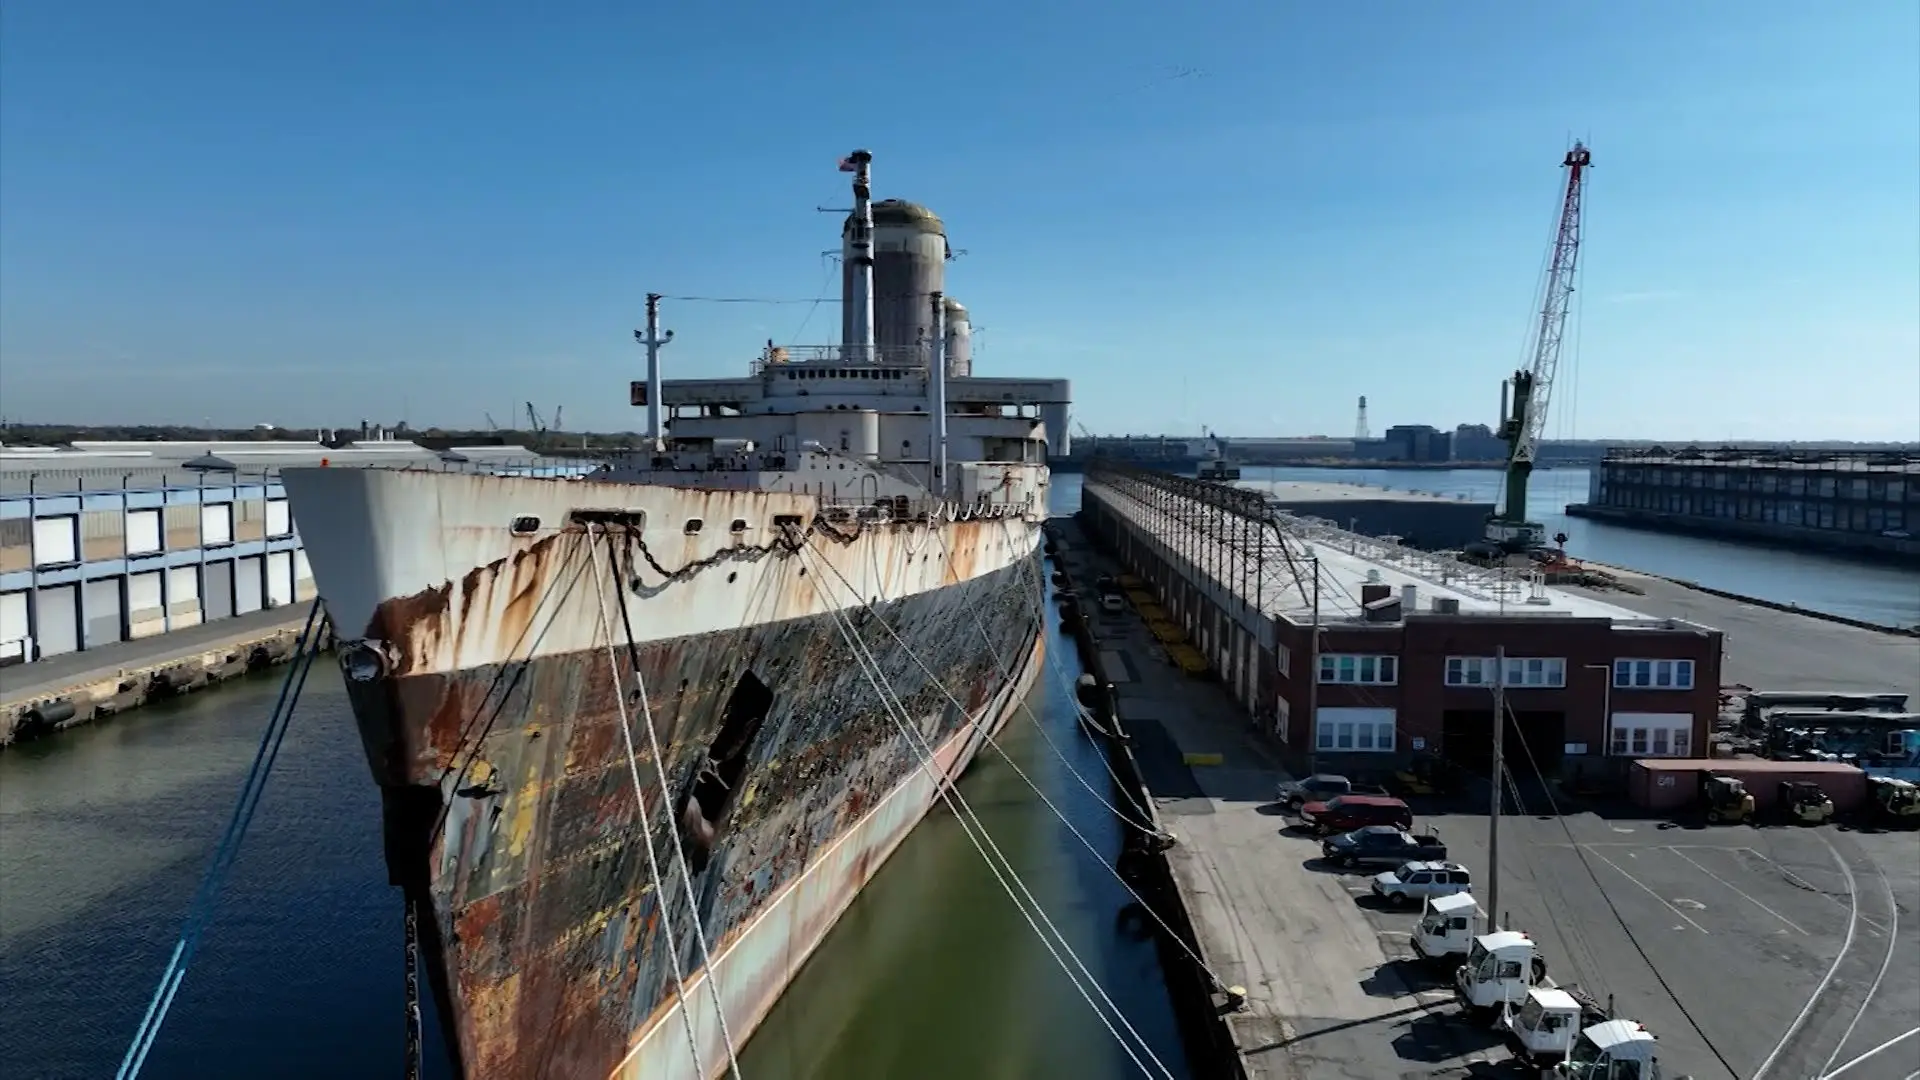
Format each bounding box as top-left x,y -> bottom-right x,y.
1371,861 -> 1471,908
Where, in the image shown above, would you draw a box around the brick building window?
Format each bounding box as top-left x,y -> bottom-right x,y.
1318,653 -> 1398,686
1445,656 -> 1567,688
1315,707 -> 1397,752
1613,658 -> 1695,691
1608,714 -> 1693,757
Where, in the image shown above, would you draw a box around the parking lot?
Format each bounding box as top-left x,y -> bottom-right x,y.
1279,803 -> 1920,1080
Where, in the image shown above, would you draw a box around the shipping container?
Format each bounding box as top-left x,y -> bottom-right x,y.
1628,759 -> 1868,815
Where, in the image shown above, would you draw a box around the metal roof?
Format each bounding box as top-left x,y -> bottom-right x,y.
0,439 -> 554,494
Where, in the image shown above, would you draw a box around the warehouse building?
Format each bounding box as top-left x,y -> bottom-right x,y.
0,439 -> 553,669
1081,465 -> 1724,777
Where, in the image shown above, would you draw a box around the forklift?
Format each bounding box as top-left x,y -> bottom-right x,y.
1777,781 -> 1834,826
1699,772 -> 1754,825
1867,776 -> 1920,828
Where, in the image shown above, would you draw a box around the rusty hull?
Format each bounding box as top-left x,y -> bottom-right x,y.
338,516 -> 1045,1079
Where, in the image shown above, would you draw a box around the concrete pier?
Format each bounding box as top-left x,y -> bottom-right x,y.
0,605 -> 323,746
1055,508 -> 1920,1079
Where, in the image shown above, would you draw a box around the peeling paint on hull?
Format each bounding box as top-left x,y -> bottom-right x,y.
284,468 -> 1048,1079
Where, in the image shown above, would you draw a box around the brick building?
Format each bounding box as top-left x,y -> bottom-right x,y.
1081,473 -> 1723,778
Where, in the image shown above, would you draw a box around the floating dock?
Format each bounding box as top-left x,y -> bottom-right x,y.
1568,446 -> 1919,564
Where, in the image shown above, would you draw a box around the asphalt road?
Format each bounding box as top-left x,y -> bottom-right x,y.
1564,574 -> 1920,700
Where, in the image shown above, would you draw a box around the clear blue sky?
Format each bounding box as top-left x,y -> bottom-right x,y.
3,1 -> 1916,442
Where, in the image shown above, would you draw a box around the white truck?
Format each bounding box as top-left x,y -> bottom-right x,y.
1411,892 -> 1482,965
1453,929 -> 1551,1017
1552,1018 -> 1675,1078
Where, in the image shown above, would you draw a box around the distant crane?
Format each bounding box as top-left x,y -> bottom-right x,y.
525,402 -> 548,451
483,412 -> 499,432
1485,141 -> 1591,553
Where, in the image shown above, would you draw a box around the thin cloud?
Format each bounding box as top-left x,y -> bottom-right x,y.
1602,290 -> 1685,305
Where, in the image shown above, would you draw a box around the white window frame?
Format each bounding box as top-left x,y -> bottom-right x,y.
266,498 -> 293,538
1318,653 -> 1399,686
1612,658 -> 1695,691
126,509 -> 163,556
201,503 -> 234,546
1446,656 -> 1566,688
1313,710 -> 1398,753
1608,714 -> 1693,758
1445,656 -> 1497,687
32,515 -> 79,567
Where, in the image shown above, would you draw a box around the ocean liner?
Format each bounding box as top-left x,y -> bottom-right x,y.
279,149 -> 1070,1079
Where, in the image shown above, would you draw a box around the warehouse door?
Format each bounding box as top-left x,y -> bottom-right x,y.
84,579 -> 124,647
36,585 -> 80,657
204,560 -> 235,620
0,591 -> 29,665
235,556 -> 264,615
266,551 -> 295,608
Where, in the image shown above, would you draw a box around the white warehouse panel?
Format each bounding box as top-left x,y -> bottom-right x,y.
33,516 -> 78,566
128,571 -> 167,639
295,550 -> 317,601
234,555 -> 263,615
167,566 -> 203,629
0,591 -> 29,666
267,498 -> 292,537
126,509 -> 163,556
201,503 -> 233,545
266,551 -> 295,607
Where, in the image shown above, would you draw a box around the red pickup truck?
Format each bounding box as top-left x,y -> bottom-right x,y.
1299,793 -> 1413,835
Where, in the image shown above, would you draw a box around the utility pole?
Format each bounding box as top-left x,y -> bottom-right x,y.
1306,558 -> 1321,769
1489,644 -> 1506,930
635,293 -> 674,451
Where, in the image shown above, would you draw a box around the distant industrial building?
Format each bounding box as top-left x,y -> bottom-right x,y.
0,439 -> 562,668
1353,425 -> 1450,463
1569,447 -> 1919,562
1451,424 -> 1507,462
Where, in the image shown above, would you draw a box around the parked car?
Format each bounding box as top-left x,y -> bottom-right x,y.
1371,861 -> 1472,907
1276,773 -> 1353,810
1322,826 -> 1447,868
1299,794 -> 1413,834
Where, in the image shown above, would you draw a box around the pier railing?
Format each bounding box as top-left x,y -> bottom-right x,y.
1600,446 -> 1920,471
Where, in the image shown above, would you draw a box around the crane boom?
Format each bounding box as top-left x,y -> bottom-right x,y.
1487,141 -> 1591,552
1516,141 -> 1590,465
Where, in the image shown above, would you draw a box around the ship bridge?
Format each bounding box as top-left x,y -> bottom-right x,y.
616,344 -> 1072,513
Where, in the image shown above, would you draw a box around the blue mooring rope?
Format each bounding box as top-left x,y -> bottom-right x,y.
115,600 -> 327,1080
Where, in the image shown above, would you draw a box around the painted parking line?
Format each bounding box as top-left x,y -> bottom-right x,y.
1668,847 -> 1811,935
1578,846 -> 1711,933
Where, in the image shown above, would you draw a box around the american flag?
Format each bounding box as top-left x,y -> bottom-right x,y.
837,156 -> 858,173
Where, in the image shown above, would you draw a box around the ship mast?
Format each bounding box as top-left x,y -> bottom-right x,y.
841,149 -> 876,363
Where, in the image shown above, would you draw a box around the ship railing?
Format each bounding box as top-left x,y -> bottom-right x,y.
750,344 -> 932,374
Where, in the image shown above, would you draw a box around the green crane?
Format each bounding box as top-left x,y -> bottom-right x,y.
1486,141 -> 1592,553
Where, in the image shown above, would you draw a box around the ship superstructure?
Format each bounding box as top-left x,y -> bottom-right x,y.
279,150 -> 1069,1080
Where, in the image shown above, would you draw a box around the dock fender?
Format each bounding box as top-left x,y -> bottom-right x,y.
23,698 -> 79,733
1115,901 -> 1155,940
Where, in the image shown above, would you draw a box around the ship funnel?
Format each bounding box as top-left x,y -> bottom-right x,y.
841,149 -> 876,362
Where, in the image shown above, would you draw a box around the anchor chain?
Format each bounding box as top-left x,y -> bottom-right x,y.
404,897 -> 423,1080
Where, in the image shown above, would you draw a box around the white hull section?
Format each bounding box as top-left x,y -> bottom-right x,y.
279,467 -> 1039,668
